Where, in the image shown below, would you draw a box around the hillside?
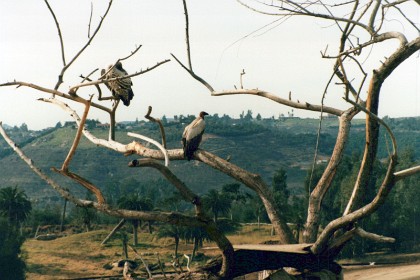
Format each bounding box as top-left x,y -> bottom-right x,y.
0,116 -> 418,207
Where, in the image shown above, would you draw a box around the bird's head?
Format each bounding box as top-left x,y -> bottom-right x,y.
199,111 -> 209,119
115,61 -> 123,71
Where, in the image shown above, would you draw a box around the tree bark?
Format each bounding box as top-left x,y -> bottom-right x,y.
132,222 -> 138,246
303,109 -> 357,242
60,198 -> 67,232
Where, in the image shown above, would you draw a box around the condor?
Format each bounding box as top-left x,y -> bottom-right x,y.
182,111 -> 209,160
101,62 -> 134,106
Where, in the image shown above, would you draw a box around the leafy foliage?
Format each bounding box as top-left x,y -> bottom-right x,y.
0,187 -> 30,279
0,186 -> 32,226
0,217 -> 26,280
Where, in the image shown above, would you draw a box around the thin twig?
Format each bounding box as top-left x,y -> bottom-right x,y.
240,69 -> 245,89
88,2 -> 93,38
44,0 -> 66,66
385,0 -> 420,33
145,106 -> 167,148
78,74 -> 102,99
72,68 -> 99,96
128,245 -> 153,279
171,53 -> 215,92
346,98 -> 397,155
54,0 -> 113,90
182,0 -> 193,71
308,70 -> 336,196
99,45 -> 143,80
72,59 -> 170,92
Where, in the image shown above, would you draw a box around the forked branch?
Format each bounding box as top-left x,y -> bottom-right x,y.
144,106 -> 167,148
50,0 -> 114,90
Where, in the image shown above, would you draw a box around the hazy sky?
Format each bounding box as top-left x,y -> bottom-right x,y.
1,0 -> 419,130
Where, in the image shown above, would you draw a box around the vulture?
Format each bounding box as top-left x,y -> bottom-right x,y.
101,62 -> 134,106
182,111 -> 209,161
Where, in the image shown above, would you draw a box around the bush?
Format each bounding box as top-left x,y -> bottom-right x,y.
0,218 -> 26,280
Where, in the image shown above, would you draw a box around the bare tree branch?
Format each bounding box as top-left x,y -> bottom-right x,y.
344,35 -> 419,215
98,45 -> 143,81
71,59 -> 170,93
368,0 -> 382,32
39,98 -> 126,151
128,133 -> 169,167
311,152 -> 398,254
144,106 -> 167,148
212,89 -> 344,116
0,81 -> 112,113
44,0 -> 66,67
61,96 -> 93,172
53,0 -> 113,90
0,122 -> 215,229
171,53 -> 215,92
52,168 -> 106,205
182,0 -> 193,71
303,107 -> 359,242
354,228 -> 396,243
129,159 -> 200,212
88,2 -> 93,39
394,165 -> 420,181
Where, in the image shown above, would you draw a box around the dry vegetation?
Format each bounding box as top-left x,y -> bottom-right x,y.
24,224 -> 420,279
24,225 -> 276,279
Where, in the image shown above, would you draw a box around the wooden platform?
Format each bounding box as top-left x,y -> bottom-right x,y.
201,243 -> 342,277
232,243 -> 313,254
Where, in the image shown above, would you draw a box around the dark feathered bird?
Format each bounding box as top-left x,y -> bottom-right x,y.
182,111 -> 209,161
101,62 -> 134,106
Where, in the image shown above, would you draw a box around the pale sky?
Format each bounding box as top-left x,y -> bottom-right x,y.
1,0 -> 419,130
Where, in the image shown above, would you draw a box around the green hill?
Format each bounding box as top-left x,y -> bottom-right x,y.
0,116 -> 418,206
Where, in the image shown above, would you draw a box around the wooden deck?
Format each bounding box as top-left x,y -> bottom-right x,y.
232,243 -> 313,254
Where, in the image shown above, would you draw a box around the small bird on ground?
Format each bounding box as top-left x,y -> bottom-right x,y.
182,111 -> 209,161
101,62 -> 134,106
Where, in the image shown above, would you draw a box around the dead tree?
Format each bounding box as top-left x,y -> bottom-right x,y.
1,0 -> 420,279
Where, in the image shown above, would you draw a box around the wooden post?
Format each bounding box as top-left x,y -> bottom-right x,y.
101,219 -> 126,245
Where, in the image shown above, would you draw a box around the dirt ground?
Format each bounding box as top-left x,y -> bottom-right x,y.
343,262 -> 420,280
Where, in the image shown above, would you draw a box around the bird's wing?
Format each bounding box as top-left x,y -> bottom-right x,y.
101,69 -> 112,91
115,67 -> 133,88
185,118 -> 205,141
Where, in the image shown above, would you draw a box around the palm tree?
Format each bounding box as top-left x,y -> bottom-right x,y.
203,189 -> 232,222
157,224 -> 182,258
0,186 -> 32,227
117,194 -> 153,246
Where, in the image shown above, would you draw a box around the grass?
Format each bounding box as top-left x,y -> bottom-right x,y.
23,225 -> 275,279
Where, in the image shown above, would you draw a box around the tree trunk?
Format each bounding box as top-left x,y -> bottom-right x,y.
122,234 -> 128,259
132,222 -> 138,246
192,236 -> 199,261
60,198 -> 67,232
174,236 -> 179,259
303,111 -> 355,243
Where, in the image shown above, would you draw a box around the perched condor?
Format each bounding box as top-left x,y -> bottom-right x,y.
182,111 -> 209,161
101,62 -> 134,106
